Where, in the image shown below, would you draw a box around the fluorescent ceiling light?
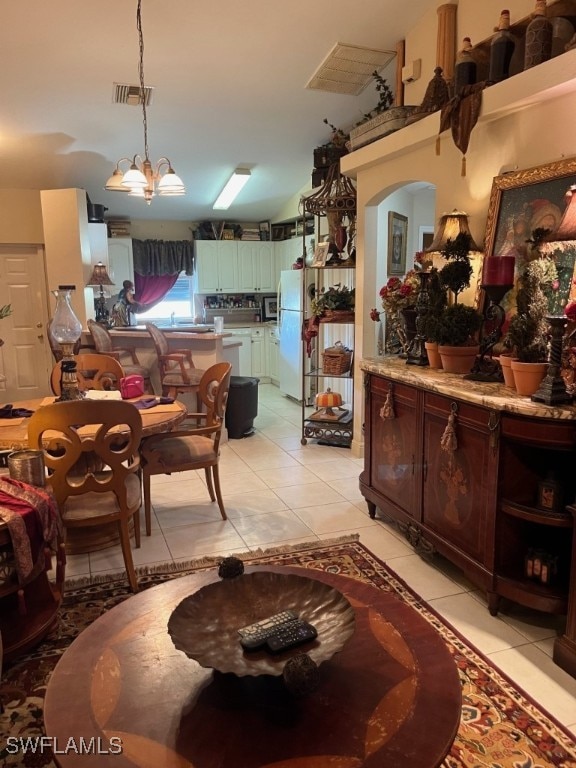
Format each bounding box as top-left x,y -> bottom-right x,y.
213,168 -> 251,210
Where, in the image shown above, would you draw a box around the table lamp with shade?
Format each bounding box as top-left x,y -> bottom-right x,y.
50,285 -> 83,401
86,262 -> 114,325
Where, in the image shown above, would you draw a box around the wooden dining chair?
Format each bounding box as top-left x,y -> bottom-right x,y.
145,322 -> 206,404
140,362 -> 232,536
87,319 -> 153,393
27,400 -> 143,592
50,353 -> 125,396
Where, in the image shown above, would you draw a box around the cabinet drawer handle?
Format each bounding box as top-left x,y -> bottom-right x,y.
488,410 -> 500,454
440,402 -> 458,454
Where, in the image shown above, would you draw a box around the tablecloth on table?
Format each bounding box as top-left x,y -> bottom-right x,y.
0,477 -> 62,584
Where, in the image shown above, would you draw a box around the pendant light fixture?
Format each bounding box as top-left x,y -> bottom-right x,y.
105,0 -> 185,205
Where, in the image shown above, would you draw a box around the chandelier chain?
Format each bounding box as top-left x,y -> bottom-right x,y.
136,0 -> 149,162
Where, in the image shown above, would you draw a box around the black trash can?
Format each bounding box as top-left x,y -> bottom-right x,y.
226,376 -> 260,439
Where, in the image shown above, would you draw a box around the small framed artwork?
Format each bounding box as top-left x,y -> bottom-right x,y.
312,242 -> 330,267
263,296 -> 278,321
388,211 -> 408,275
536,474 -> 564,514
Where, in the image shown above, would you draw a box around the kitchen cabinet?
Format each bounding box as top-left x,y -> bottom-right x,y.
107,238 -> 134,291
237,242 -> 275,292
195,241 -> 238,293
359,358 -> 576,679
251,326 -> 266,379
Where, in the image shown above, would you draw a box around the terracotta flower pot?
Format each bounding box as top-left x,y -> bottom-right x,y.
438,345 -> 479,374
425,341 -> 443,369
510,360 -> 548,396
497,355 -> 516,389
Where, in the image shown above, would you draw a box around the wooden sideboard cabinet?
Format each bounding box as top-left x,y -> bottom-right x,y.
360,357 -> 576,679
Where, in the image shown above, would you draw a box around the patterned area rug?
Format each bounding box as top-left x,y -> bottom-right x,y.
1,534 -> 575,768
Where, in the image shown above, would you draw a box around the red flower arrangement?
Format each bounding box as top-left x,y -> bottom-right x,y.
379,271 -> 420,319
370,308 -> 381,322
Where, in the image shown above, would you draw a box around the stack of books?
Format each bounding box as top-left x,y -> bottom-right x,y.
240,226 -> 261,241
107,219 -> 131,238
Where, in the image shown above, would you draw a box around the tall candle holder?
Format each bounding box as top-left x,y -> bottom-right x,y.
406,271 -> 431,366
466,282 -> 512,381
531,315 -> 572,405
50,286 -> 83,402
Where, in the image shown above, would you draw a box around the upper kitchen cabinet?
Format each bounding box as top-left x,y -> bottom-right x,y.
107,238 -> 134,291
237,241 -> 275,292
195,241 -> 238,293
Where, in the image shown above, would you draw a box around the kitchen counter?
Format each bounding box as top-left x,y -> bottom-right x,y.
81,327 -> 241,399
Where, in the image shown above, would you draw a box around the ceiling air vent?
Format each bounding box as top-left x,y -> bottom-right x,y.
113,83 -> 154,106
306,43 -> 395,96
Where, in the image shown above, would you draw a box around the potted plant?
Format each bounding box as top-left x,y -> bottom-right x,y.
348,72 -> 418,150
503,258 -> 551,395
420,268 -> 448,368
311,283 -> 355,323
434,232 -> 482,373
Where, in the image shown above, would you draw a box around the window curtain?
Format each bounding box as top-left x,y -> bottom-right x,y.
132,239 -> 195,312
134,273 -> 178,311
132,239 -> 195,276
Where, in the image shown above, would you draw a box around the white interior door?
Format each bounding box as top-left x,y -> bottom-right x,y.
0,245 -> 52,400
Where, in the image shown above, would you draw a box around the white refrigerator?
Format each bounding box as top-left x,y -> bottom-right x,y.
279,270 -> 307,402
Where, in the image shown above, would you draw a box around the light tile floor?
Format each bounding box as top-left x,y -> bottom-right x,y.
66,384 -> 576,736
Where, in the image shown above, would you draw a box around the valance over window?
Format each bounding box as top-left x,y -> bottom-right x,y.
132,239 -> 195,277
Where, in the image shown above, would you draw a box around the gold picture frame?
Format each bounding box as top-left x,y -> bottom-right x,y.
485,156 -> 576,263
387,211 -> 408,275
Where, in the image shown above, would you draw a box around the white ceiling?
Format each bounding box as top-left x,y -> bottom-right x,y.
2,0 -> 435,223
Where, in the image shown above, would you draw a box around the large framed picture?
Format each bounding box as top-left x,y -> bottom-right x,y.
484,156 -> 576,314
388,211 -> 408,275
485,157 -> 576,266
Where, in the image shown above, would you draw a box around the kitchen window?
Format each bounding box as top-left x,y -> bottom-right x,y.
135,274 -> 194,321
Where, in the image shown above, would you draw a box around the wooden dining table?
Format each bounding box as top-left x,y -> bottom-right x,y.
0,395 -> 187,553
0,395 -> 187,452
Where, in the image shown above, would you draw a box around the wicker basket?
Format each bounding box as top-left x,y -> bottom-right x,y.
322,343 -> 352,375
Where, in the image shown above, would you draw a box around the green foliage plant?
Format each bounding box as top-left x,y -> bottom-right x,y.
436,303 -> 482,347
311,284 -> 355,318
421,268 -> 448,343
439,232 -> 474,302
503,260 -> 549,362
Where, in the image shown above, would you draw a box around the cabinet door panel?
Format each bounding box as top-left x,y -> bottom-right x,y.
370,380 -> 419,518
422,403 -> 495,565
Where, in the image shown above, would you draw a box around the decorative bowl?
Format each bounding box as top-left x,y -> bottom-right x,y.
168,570 -> 355,677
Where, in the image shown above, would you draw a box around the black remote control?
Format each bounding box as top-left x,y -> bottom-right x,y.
266,621 -> 318,653
238,610 -> 299,651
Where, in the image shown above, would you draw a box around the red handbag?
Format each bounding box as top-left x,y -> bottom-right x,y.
120,375 -> 145,399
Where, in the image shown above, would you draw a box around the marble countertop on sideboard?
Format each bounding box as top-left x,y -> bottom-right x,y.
360,356 -> 576,421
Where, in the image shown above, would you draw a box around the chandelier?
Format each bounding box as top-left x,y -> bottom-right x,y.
104,0 -> 185,205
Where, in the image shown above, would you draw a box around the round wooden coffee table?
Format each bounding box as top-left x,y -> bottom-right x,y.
44,565 -> 461,768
